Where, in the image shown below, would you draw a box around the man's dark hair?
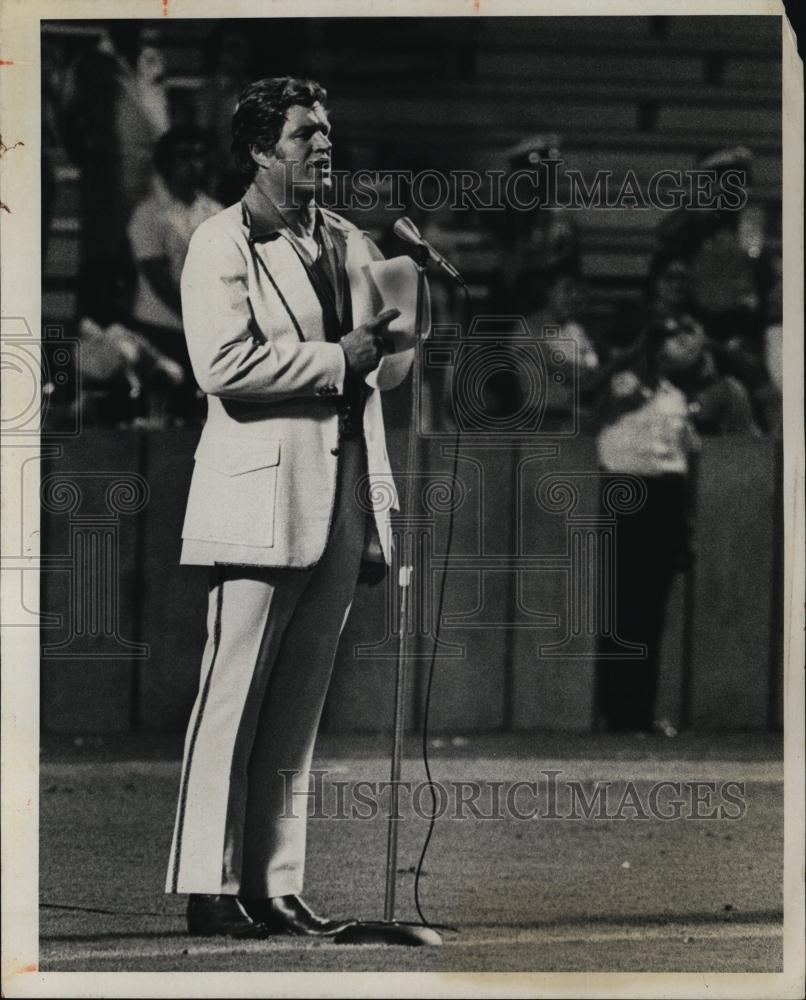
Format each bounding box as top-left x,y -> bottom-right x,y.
153,126 -> 211,181
231,76 -> 327,182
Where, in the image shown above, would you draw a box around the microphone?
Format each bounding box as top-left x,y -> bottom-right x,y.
393,216 -> 466,287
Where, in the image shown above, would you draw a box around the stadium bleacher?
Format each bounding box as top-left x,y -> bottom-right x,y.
42,14 -> 782,325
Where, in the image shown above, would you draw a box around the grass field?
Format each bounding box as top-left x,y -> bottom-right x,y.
38,733 -> 783,974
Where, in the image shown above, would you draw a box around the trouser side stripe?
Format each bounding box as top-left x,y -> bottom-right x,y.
170,569 -> 224,892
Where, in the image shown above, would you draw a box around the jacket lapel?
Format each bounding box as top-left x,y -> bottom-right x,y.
248,204 -> 383,342
251,235 -> 326,342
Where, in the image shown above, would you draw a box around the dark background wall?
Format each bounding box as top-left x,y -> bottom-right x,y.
40,417 -> 783,735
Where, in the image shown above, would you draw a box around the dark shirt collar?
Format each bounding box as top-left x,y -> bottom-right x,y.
242,181 -> 320,243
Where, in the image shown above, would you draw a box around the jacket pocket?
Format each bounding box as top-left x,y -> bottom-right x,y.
183,435 -> 281,547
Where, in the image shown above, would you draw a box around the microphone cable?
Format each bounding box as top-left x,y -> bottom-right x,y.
413,280 -> 471,930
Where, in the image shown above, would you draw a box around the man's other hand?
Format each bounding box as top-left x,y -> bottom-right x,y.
340,308 -> 400,376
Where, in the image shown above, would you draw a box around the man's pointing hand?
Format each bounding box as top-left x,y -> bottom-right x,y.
340,308 -> 401,376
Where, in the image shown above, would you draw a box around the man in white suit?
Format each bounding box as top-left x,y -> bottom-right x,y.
166,77 -> 406,938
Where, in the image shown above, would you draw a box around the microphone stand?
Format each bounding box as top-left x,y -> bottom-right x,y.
335,245 -> 442,947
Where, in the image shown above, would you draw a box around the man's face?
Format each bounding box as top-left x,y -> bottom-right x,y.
268,102 -> 333,200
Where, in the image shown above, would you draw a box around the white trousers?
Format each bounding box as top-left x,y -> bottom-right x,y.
166,437 -> 368,897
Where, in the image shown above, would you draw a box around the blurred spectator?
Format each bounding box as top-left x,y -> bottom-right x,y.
196,26 -> 253,204
522,263 -> 599,368
520,263 -> 601,431
127,126 -> 222,419
593,332 -> 699,736
63,25 -> 171,319
496,134 -> 579,298
654,145 -> 778,431
119,30 -> 171,205
472,134 -> 582,433
645,255 -> 761,436
43,260 -> 186,431
78,316 -> 186,427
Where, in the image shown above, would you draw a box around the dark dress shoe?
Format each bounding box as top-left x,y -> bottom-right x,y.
187,894 -> 271,938
239,894 -> 355,937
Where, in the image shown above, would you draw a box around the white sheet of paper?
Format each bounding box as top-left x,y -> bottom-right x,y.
362,256 -> 430,390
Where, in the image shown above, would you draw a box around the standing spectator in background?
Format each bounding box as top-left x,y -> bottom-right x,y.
594,330 -> 699,736
63,25 -> 171,319
127,126 -> 222,419
197,26 -> 253,205
496,133 -> 579,301
117,29 -> 171,215
645,255 -> 760,436
519,263 -> 601,432
523,264 -> 599,368
479,135 -> 582,432
654,145 -> 778,431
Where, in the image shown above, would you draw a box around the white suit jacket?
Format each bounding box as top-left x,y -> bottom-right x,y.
179,185 -> 408,568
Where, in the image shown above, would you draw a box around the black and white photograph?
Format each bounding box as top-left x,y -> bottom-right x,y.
1,1 -> 803,996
